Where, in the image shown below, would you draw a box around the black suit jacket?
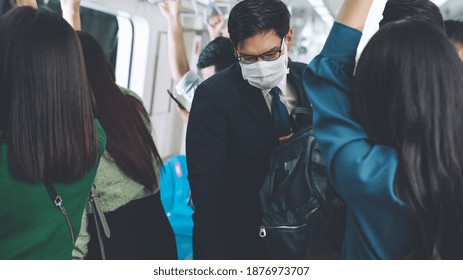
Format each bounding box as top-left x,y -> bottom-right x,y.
186,61 -> 310,259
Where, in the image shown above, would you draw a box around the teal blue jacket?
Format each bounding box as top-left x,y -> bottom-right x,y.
303,22 -> 414,259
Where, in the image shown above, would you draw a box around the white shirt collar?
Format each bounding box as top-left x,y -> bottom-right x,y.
262,69 -> 289,96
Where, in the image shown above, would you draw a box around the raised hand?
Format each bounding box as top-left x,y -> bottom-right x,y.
176,104 -> 190,125
158,0 -> 190,84
16,0 -> 38,8
60,0 -> 81,30
207,15 -> 224,40
60,0 -> 81,13
158,0 -> 181,22
336,0 -> 373,31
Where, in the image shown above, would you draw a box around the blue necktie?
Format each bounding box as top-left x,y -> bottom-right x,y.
270,87 -> 291,137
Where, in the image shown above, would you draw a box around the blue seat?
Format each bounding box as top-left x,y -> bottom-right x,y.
160,155 -> 193,260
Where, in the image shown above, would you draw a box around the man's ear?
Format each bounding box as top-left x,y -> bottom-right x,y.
458,43 -> 463,62
286,28 -> 293,52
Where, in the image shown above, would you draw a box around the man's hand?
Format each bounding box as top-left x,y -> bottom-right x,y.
278,133 -> 294,143
207,15 -> 224,40
16,0 -> 38,8
176,104 -> 190,125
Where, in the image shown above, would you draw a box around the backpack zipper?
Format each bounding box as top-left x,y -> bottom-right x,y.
259,206 -> 320,238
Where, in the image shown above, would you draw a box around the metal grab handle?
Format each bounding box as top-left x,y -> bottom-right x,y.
203,1 -> 223,27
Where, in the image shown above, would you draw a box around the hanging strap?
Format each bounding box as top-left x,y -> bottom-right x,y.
89,184 -> 111,260
44,182 -> 75,244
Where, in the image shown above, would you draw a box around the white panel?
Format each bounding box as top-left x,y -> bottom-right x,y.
114,16 -> 133,88
150,32 -> 189,158
151,32 -> 172,115
356,0 -> 388,60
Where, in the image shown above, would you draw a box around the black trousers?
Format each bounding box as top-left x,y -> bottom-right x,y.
86,192 -> 178,260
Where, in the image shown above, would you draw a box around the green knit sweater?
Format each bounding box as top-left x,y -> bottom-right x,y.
72,87 -> 160,259
0,121 -> 106,260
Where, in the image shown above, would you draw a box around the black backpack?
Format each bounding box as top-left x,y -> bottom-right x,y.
258,107 -> 346,259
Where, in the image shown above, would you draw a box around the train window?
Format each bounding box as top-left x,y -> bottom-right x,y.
39,0 -> 120,71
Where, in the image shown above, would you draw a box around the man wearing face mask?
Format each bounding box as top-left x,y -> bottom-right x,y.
186,0 -> 311,260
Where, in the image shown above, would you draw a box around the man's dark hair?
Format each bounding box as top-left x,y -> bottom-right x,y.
196,36 -> 236,72
380,0 -> 445,31
227,0 -> 290,48
445,20 -> 463,44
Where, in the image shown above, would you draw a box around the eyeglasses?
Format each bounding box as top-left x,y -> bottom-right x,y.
236,37 -> 285,64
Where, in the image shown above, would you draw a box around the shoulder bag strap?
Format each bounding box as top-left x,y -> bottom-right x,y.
44,182 -> 75,244
89,184 -> 111,260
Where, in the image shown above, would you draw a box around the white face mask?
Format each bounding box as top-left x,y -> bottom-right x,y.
240,51 -> 289,90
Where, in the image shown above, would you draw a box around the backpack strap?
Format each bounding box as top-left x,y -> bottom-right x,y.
290,107 -> 311,117
290,107 -> 312,132
89,184 -> 111,260
44,182 -> 75,244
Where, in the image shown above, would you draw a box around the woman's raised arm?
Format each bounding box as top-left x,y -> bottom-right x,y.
336,0 -> 373,31
60,0 -> 81,31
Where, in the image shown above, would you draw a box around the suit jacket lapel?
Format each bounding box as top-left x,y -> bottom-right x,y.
232,65 -> 275,142
232,62 -> 311,141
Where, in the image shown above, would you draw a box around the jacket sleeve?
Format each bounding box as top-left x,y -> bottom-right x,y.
302,22 -> 399,201
186,82 -> 229,259
72,207 -> 90,260
175,70 -> 203,103
95,119 -> 107,159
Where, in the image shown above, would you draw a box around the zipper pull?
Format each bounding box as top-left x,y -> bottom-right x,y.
53,194 -> 75,244
259,226 -> 267,238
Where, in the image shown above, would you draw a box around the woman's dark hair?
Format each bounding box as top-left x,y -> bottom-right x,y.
0,7 -> 98,183
228,0 -> 290,48
353,20 -> 463,259
380,0 -> 445,31
77,31 -> 162,192
445,20 -> 463,45
196,36 -> 236,72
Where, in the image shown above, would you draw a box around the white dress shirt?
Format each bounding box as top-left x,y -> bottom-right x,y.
261,72 -> 298,116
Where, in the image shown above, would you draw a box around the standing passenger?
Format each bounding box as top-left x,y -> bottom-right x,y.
159,0 -> 236,123
73,31 -> 177,260
186,0 -> 311,259
304,0 -> 463,259
0,6 -> 105,259
380,0 -> 444,30
60,0 -> 178,259
174,36 -> 237,124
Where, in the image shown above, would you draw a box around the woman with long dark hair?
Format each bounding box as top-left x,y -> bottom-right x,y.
303,0 -> 463,259
72,31 -> 177,260
0,6 -> 105,259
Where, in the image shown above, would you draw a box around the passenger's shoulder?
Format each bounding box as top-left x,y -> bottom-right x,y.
195,63 -> 241,101
289,60 -> 308,73
117,85 -> 142,102
198,63 -> 241,92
